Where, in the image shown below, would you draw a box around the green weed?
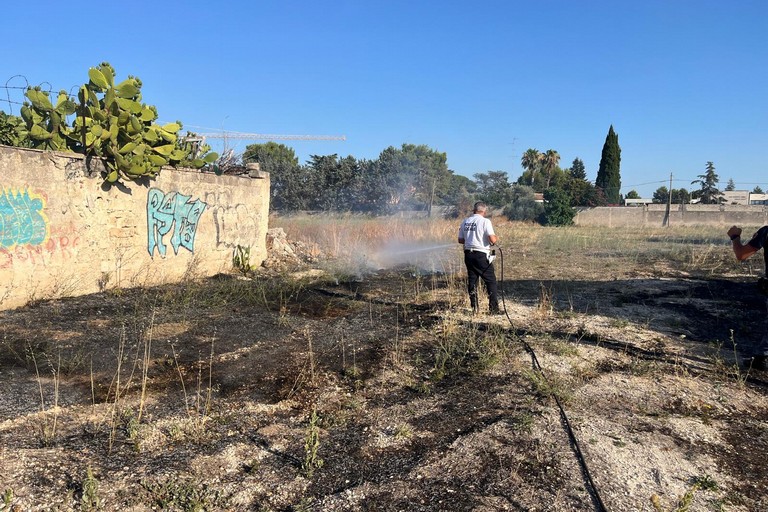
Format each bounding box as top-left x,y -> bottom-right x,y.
433,323 -> 509,380
522,367 -> 573,405
0,489 -> 14,511
510,413 -> 534,433
302,406 -> 324,479
80,466 -> 100,511
394,423 -> 413,439
141,476 -> 224,512
232,244 -> 254,275
650,474 -> 718,512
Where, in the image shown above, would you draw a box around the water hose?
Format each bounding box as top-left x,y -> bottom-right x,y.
496,245 -> 609,512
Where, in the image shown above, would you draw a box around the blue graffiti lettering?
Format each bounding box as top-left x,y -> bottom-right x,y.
147,188 -> 207,257
0,188 -> 49,249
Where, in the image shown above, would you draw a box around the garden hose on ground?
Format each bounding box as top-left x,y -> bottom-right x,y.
495,246 -> 609,512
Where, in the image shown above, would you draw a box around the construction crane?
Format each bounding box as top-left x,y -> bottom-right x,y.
181,131 -> 346,173
184,132 -> 346,143
182,131 -> 345,158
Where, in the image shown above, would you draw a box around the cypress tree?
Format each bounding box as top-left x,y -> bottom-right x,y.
595,125 -> 622,204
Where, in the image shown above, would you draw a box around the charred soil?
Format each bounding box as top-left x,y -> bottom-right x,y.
1,242 -> 767,511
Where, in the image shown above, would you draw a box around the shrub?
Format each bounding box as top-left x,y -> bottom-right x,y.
502,185 -> 544,222
540,187 -> 575,226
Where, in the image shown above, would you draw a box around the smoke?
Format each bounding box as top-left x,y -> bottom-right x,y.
364,241 -> 458,274
320,236 -> 461,283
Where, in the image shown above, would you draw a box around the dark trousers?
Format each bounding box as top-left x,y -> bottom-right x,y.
464,250 -> 499,312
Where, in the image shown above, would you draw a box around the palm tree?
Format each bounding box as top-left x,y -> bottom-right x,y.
542,149 -> 560,188
520,148 -> 542,187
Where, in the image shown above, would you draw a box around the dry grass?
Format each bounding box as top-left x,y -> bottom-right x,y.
274,215 -> 744,282
1,213 -> 766,511
274,214 -> 457,258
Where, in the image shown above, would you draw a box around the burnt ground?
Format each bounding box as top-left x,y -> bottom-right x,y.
0,258 -> 767,511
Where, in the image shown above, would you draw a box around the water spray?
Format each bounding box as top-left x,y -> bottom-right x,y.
380,243 -> 456,257
370,242 -> 458,273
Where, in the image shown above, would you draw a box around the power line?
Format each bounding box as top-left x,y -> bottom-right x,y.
622,180 -> 668,188
624,178 -> 768,191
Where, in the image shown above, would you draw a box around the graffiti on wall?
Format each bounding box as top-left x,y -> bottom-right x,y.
147,188 -> 207,257
204,191 -> 260,249
0,188 -> 50,249
0,234 -> 80,269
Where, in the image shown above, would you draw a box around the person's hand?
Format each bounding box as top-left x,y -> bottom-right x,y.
727,226 -> 742,239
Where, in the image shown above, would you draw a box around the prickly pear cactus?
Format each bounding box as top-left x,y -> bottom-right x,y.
0,111 -> 31,147
20,88 -> 76,152
20,62 -> 218,184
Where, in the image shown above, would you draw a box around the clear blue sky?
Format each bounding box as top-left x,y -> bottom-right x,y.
2,0 -> 766,198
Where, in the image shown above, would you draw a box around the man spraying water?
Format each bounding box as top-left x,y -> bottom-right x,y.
727,224 -> 768,370
458,202 -> 500,315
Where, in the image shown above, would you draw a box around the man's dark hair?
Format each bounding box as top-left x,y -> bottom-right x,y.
473,202 -> 487,213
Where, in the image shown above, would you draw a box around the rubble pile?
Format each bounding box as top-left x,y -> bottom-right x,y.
261,228 -> 322,271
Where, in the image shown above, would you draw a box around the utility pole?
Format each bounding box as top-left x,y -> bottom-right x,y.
664,172 -> 673,227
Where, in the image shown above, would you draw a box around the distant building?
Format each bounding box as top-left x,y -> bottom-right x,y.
722,190 -> 750,205
624,198 -> 654,206
750,193 -> 768,205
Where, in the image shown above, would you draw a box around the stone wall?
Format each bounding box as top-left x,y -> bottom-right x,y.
0,145 -> 269,310
575,203 -> 768,228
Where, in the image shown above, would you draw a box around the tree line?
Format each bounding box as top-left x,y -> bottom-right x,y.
245,125 -> 624,226
636,161 -> 763,205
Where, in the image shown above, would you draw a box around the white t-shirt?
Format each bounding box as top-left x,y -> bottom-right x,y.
458,214 -> 495,254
